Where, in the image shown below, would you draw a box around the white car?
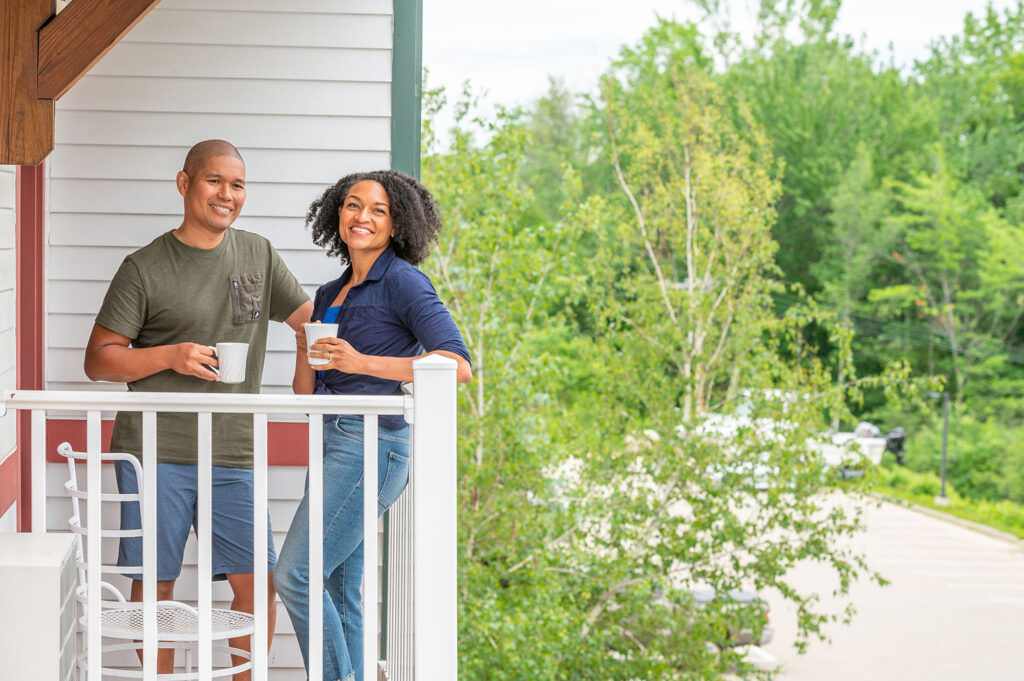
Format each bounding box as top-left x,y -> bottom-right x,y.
811,431 -> 886,468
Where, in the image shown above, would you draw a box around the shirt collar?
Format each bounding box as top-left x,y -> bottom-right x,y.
344,246 -> 396,286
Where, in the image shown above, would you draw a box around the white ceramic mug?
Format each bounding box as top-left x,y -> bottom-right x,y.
304,322 -> 339,366
214,342 -> 249,384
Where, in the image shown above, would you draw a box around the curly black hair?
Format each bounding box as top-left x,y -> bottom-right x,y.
306,169 -> 443,266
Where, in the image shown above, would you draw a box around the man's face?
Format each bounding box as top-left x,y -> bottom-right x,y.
177,155 -> 246,233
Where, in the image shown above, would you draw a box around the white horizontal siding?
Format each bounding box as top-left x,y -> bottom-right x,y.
0,166 -> 16,465
55,112 -> 390,150
122,10 -> 392,49
0,502 -> 15,533
48,0 -> 394,407
59,77 -> 391,117
89,44 -> 391,82
169,0 -> 390,12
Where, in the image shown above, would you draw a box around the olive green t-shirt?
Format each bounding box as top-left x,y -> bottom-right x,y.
96,228 -> 309,468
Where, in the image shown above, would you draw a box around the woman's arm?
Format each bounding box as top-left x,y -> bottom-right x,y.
308,337 -> 472,384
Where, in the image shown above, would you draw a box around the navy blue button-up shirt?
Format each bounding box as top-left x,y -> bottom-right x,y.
312,247 -> 470,429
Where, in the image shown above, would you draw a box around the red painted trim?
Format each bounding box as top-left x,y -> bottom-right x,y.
43,420 -> 311,466
15,163 -> 45,531
267,422 -> 310,466
0,455 -> 19,522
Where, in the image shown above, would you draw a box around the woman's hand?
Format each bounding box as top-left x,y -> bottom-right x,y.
309,337 -> 365,374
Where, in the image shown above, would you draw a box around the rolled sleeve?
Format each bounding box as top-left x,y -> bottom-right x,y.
390,267 -> 471,364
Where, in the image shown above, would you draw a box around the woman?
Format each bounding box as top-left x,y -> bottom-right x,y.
275,170 -> 472,681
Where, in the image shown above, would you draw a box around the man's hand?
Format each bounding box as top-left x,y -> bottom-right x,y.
168,343 -> 220,381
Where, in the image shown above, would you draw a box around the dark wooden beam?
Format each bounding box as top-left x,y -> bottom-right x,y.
37,0 -> 161,100
1,0 -> 54,165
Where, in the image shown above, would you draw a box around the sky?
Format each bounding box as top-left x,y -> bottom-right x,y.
422,0 -> 1019,117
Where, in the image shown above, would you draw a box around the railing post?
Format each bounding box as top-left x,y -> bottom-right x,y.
308,415 -> 324,681
142,411 -> 157,681
253,413 -> 269,681
363,414 -> 379,681
30,409 -> 45,533
86,410 -> 102,681
197,412 -> 213,681
411,355 -> 458,681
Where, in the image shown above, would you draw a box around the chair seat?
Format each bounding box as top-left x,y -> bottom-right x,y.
93,605 -> 255,642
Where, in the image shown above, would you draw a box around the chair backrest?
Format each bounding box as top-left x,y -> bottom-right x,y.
57,442 -> 146,612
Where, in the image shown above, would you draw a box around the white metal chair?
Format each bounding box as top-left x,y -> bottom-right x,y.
58,442 -> 254,679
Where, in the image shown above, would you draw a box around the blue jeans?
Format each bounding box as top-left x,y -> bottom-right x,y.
275,415 -> 410,681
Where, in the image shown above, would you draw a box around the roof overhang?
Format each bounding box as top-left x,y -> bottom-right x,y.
1,0 -> 161,165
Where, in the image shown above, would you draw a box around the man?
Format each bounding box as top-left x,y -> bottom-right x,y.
84,139 -> 313,678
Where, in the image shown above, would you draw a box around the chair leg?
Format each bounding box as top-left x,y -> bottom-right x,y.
185,644 -> 193,674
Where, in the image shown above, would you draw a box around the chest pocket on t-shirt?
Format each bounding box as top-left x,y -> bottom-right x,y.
230,273 -> 264,324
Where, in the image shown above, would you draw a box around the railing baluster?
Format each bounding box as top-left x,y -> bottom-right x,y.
363,414 -> 379,681
402,386 -> 415,680
142,411 -> 157,680
198,412 -> 213,681
308,414 -> 324,681
404,441 -> 415,681
31,409 -> 45,534
253,412 -> 269,681
86,410 -> 102,681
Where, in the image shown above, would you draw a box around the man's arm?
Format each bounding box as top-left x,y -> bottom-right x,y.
84,323 -> 220,383
285,301 -> 315,394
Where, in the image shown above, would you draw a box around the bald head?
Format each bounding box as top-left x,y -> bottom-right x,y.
182,139 -> 244,178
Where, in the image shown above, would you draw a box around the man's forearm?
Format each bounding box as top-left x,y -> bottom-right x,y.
84,343 -> 174,383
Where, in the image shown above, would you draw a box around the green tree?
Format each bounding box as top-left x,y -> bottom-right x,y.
422,86 -> 609,680
915,3 -> 1024,215
707,0 -> 937,295
497,23 -> 887,678
869,151 -> 1024,404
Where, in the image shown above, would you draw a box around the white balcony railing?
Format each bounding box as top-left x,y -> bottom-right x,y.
1,354 -> 458,681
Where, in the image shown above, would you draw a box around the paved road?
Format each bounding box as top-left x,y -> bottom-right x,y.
760,500 -> 1024,681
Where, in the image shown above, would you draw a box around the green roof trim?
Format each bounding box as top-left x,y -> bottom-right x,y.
382,0 -> 423,658
391,0 -> 423,179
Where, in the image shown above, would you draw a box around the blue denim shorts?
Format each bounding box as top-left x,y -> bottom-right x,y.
114,461 -> 277,581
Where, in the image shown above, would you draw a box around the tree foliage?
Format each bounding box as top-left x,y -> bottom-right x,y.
420,2 -> 1024,679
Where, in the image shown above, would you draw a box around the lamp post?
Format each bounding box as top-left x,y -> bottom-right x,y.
933,391 -> 950,507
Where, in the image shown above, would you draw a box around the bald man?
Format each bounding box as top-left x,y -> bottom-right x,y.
84,140 -> 314,678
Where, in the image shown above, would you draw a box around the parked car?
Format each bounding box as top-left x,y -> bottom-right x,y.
812,431 -> 886,468
690,587 -> 774,649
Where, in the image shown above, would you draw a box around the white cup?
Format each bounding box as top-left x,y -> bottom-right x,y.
214,342 -> 249,384
304,322 -> 339,366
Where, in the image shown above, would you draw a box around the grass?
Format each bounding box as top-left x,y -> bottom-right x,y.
872,466 -> 1024,540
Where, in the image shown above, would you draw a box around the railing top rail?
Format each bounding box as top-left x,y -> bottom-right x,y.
1,389 -> 410,416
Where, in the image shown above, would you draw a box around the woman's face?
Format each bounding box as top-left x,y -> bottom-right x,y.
338,180 -> 393,259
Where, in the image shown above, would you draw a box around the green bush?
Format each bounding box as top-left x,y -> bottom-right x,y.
901,414 -> 1024,502
909,477 -> 940,497
874,465 -> 1024,539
